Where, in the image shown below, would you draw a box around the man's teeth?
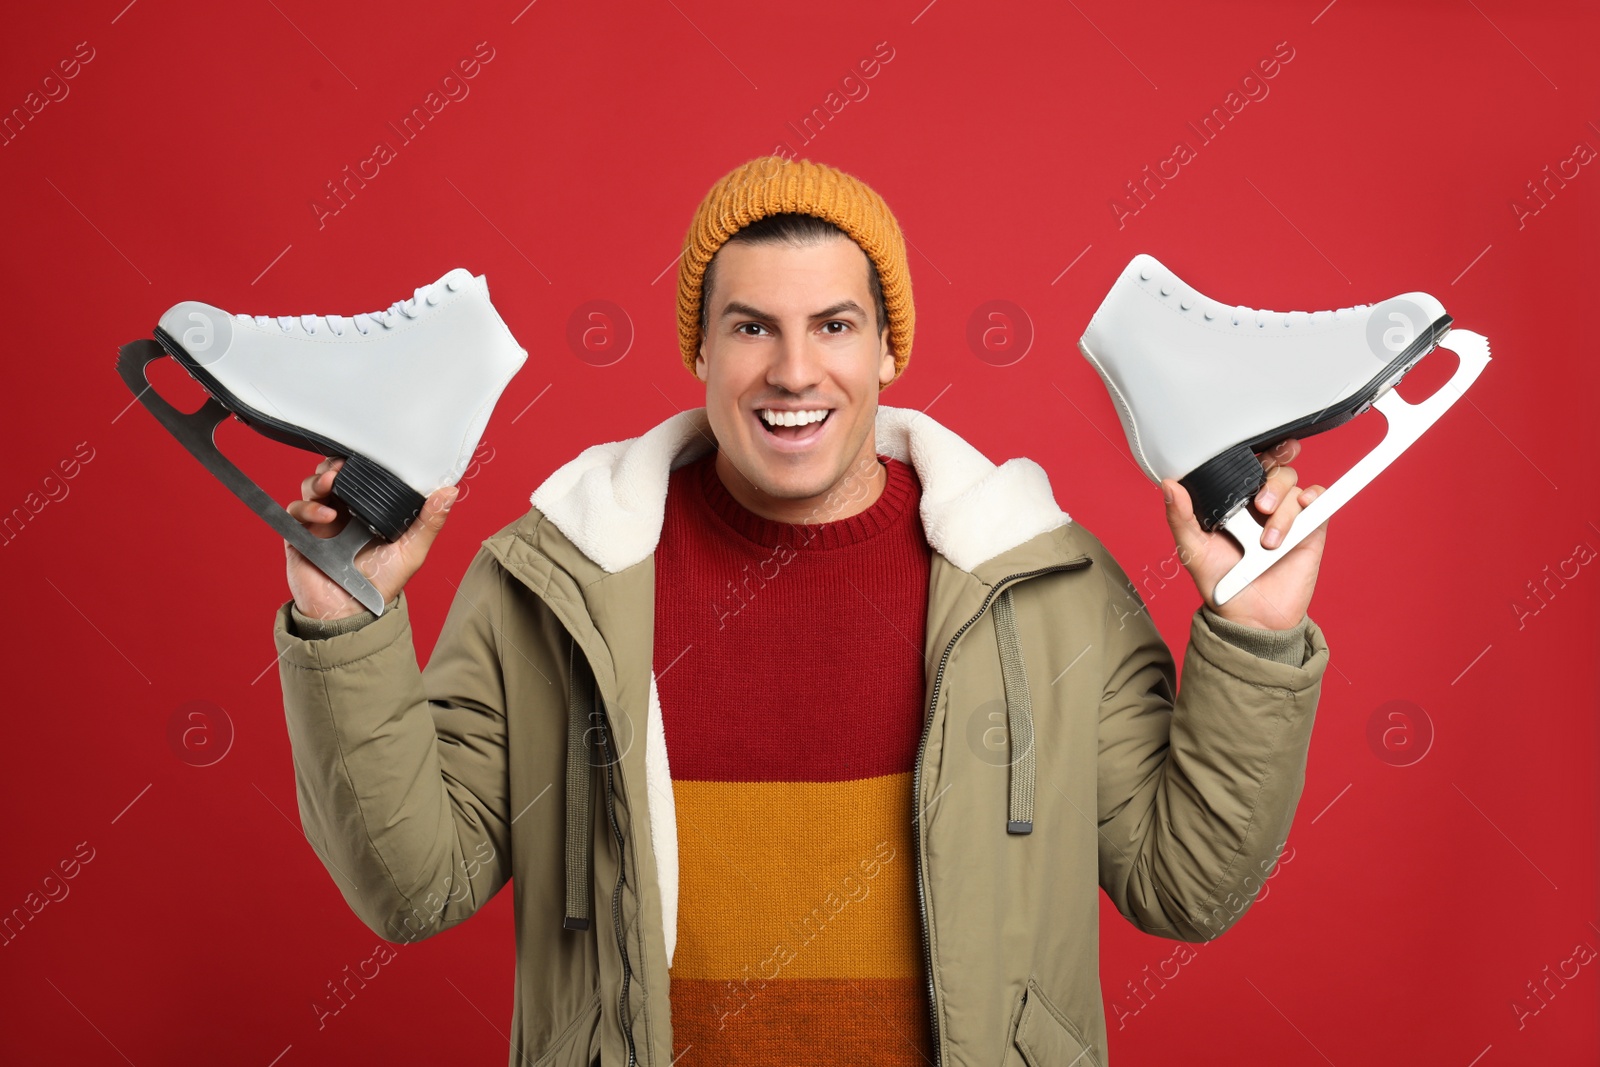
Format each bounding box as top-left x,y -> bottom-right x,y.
759,409 -> 829,427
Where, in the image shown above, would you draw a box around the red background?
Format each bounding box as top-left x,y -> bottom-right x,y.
2,0 -> 1596,1063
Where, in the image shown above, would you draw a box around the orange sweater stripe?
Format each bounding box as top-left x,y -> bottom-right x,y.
668,772 -> 921,980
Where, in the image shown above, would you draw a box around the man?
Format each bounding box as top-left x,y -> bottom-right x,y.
275,155 -> 1329,1066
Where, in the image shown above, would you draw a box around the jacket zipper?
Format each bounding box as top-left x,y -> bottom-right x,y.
912,557 -> 1092,1067
598,695 -> 640,1067
517,572 -> 645,1066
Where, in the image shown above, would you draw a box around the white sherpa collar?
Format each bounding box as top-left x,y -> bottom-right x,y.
528,404 -> 1072,573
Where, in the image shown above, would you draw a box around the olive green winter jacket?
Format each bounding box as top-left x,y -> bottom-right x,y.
273,404 -> 1328,1066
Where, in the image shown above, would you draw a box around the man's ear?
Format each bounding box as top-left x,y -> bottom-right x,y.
877,334 -> 896,386
695,343 -> 709,383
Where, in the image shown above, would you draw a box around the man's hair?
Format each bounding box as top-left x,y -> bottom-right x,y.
698,212 -> 888,339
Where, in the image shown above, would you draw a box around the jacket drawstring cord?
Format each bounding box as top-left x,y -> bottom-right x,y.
563,639 -> 593,930
992,588 -> 1035,834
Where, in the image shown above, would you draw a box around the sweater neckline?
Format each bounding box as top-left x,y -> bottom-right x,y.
694,450 -> 918,551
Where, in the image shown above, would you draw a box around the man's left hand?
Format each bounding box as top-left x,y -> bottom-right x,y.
1161,437 -> 1326,631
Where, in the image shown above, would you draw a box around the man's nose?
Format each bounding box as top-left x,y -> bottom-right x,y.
766,330 -> 826,394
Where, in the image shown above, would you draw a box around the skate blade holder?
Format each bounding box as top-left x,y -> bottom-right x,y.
115,338 -> 388,616
1210,328 -> 1492,607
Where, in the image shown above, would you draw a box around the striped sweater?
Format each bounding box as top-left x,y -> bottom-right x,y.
655,449 -> 936,1066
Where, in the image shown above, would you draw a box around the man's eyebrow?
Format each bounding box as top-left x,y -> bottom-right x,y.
718,300 -> 868,322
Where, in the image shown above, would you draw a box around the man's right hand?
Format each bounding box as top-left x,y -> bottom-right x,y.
285,456 -> 457,621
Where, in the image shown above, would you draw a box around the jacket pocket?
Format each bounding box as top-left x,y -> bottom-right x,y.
1013,977 -> 1103,1067
530,990 -> 603,1067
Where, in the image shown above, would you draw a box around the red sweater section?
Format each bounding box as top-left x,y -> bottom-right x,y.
656,451 -> 933,782
655,450 -> 936,1066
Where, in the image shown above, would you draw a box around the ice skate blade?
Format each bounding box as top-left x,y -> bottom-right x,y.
116,338 -> 387,616
1210,329 -> 1491,607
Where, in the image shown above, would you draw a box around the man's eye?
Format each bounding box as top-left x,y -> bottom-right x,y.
737,323 -> 766,336
824,321 -> 849,333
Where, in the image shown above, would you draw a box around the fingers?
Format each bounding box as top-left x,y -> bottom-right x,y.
1252,438 -> 1304,548
1296,483 -> 1331,544
290,458 -> 347,534
1279,483 -> 1331,554
1258,437 -> 1301,470
1254,462 -> 1298,524
300,457 -> 345,502
1256,478 -> 1334,551
286,497 -> 343,526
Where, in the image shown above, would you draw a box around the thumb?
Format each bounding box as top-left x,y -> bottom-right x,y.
406,486 -> 458,554
1161,478 -> 1209,567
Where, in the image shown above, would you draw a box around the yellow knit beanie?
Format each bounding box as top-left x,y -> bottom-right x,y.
676,155 -> 914,388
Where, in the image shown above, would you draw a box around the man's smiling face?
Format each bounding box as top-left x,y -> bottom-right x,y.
695,233 -> 897,524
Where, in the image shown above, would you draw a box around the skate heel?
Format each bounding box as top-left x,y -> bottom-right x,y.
332,452 -> 426,542
1180,444 -> 1268,532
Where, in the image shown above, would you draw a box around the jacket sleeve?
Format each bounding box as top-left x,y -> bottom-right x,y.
271,545 -> 514,945
1092,545 -> 1328,942
1200,605 -> 1308,665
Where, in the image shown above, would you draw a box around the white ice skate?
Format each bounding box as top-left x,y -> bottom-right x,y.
117,267 -> 528,615
1078,252 -> 1490,606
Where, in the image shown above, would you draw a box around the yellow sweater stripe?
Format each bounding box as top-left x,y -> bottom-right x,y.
669,771 -> 923,980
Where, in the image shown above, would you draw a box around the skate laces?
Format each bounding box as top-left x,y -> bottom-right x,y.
235,274 -> 465,336
1138,256 -> 1373,328
1227,300 -> 1370,327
